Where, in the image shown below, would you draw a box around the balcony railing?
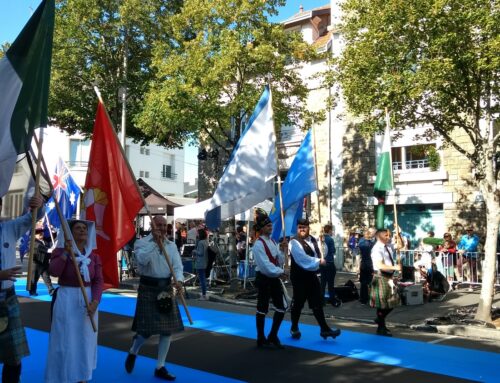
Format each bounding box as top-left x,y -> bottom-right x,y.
68,161 -> 89,168
161,171 -> 177,180
393,159 -> 429,171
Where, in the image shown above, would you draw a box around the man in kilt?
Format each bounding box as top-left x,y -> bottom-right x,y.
252,208 -> 287,349
0,195 -> 44,383
289,218 -> 341,340
125,216 -> 184,381
370,228 -> 401,336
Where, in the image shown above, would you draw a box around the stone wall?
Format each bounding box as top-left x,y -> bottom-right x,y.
442,129 -> 486,240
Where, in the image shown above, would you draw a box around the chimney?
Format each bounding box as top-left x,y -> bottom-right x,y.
299,5 -> 304,13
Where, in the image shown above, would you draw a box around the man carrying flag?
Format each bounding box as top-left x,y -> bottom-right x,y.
0,1 -> 54,382
84,101 -> 143,288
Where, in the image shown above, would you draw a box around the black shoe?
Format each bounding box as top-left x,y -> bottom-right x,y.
257,337 -> 270,348
125,353 -> 136,373
290,329 -> 301,339
320,327 -> 341,339
154,367 -> 176,381
267,336 -> 284,349
376,327 -> 392,337
29,292 -> 38,296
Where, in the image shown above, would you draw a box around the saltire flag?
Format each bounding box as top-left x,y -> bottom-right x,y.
0,0 -> 54,197
205,86 -> 277,229
270,130 -> 316,241
373,113 -> 394,229
45,157 -> 82,228
84,102 -> 143,288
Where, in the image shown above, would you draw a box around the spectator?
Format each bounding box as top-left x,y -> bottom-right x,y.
358,228 -> 376,305
420,263 -> 449,302
194,229 -> 209,300
438,233 -> 457,282
236,226 -> 247,261
320,225 -> 338,307
0,195 -> 44,383
29,225 -> 55,296
187,222 -> 198,244
457,227 -> 480,283
45,220 -> 103,383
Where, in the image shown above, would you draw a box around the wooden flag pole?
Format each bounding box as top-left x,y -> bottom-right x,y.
26,128 -> 44,292
93,87 -> 193,325
33,134 -> 97,332
311,125 -> 324,260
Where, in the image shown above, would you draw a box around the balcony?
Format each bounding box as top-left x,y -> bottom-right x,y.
392,159 -> 429,171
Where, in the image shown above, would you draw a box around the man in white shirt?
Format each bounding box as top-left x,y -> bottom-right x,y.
125,216 -> 184,381
186,222 -> 198,244
289,218 -> 341,341
370,229 -> 401,336
252,209 -> 287,349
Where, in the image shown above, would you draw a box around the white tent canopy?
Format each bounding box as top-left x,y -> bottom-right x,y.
173,198 -> 273,223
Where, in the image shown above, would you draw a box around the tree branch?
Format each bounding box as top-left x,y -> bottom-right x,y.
202,126 -> 231,155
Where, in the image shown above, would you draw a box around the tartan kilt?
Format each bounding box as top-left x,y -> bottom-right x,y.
369,274 -> 400,309
132,283 -> 184,337
0,293 -> 30,364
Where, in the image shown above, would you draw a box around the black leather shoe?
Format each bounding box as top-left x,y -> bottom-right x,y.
376,327 -> 392,337
125,353 -> 136,373
290,329 -> 301,339
154,367 -> 176,381
257,337 -> 270,348
320,327 -> 341,339
267,336 -> 284,349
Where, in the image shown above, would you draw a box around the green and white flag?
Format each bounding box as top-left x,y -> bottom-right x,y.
0,0 -> 54,197
374,115 -> 394,196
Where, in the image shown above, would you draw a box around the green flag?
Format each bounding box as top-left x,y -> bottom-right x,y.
374,114 -> 394,228
0,0 -> 55,197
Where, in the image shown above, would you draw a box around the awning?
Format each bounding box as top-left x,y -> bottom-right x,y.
137,178 -> 181,215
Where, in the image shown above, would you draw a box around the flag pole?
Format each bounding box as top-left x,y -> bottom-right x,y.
33,134 -> 98,332
93,87 -> 193,325
26,128 -> 44,292
385,108 -> 403,262
311,125 -> 324,260
44,213 -> 55,247
268,83 -> 288,269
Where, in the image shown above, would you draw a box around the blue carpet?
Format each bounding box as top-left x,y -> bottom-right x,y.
17,280 -> 500,382
23,328 -> 245,383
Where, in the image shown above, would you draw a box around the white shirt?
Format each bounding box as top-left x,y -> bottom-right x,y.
371,241 -> 395,271
187,228 -> 198,244
290,236 -> 321,271
134,234 -> 184,281
253,236 -> 284,278
1,210 -> 42,290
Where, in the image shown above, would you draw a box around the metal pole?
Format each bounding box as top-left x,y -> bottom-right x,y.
243,215 -> 251,289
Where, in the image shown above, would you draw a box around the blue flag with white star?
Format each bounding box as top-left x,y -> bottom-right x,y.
45,157 -> 81,228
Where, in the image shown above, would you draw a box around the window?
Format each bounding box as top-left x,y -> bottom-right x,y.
406,145 -> 432,169
162,165 -> 172,178
140,147 -> 150,155
391,144 -> 436,171
145,171 -> 149,178
69,139 -> 90,167
139,170 -> 144,177
3,191 -> 23,218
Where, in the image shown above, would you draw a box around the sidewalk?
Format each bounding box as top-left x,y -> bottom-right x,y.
119,271 -> 500,341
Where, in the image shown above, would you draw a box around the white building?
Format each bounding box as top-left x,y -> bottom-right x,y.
2,126 -> 186,218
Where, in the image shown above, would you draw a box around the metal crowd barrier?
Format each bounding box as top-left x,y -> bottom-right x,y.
338,247 -> 500,288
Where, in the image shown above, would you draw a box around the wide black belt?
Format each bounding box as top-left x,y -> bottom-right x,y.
140,275 -> 171,288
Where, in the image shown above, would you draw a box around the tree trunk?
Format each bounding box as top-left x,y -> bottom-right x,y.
474,143 -> 499,322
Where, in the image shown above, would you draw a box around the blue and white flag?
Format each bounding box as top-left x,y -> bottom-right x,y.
270,129 -> 316,241
205,86 -> 277,229
45,157 -> 81,228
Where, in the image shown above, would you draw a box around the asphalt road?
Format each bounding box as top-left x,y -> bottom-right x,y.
17,291 -> 500,383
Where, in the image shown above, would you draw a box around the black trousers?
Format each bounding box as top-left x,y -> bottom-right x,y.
256,272 -> 286,314
359,266 -> 373,304
291,272 -> 322,313
30,263 -> 53,295
320,262 -> 336,303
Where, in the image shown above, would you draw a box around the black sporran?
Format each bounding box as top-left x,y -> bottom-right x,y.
156,290 -> 173,313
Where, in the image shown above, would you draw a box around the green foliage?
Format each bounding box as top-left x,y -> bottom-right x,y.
48,0 -> 182,142
135,0 -> 323,149
0,42 -> 10,58
335,0 -> 499,154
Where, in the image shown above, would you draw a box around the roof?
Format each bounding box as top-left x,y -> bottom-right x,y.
137,178 -> 182,215
281,4 -> 330,26
312,30 -> 333,49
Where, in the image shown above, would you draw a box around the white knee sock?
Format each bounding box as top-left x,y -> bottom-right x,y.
130,334 -> 146,355
156,335 -> 172,369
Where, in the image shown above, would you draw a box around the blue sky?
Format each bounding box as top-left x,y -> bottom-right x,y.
0,0 -> 329,185
0,0 -> 330,44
